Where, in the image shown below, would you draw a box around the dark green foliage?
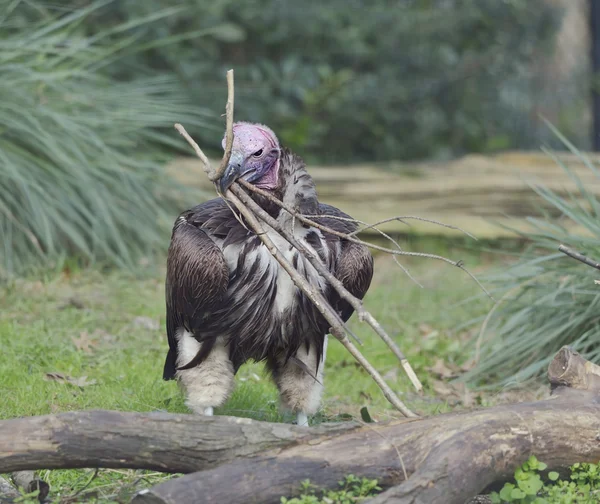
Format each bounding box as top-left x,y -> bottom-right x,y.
491,456 -> 600,503
52,0 -> 562,162
464,126 -> 600,387
0,1 -> 213,278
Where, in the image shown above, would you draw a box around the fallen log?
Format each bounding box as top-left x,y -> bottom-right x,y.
0,411 -> 356,474
1,346 -> 599,504
133,346 -> 600,504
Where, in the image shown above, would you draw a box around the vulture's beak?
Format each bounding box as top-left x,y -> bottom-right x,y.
218,151 -> 245,194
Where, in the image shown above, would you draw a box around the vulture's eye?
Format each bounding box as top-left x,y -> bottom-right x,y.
252,149 -> 263,157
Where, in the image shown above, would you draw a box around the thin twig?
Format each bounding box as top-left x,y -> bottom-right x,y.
231,184 -> 423,393
304,214 -> 477,241
174,123 -> 211,176
306,213 -> 423,288
559,244 -> 600,271
215,69 -> 235,182
239,179 -> 494,300
361,422 -> 409,482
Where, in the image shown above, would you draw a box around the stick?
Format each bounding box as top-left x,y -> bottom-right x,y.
304,214 -> 477,241
559,244 -> 600,271
230,184 -> 423,393
226,187 -> 418,416
174,69 -> 234,183
215,69 -> 235,182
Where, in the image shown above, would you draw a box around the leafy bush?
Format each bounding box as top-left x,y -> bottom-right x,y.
464,127 -> 600,387
0,1 -> 213,278
46,0 -> 563,162
491,456 -> 600,503
281,475 -> 381,504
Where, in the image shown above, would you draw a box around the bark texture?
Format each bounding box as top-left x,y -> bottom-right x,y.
131,392 -> 600,504
0,410 -> 356,474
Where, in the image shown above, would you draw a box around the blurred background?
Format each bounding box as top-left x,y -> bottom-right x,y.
3,0 -> 600,456
4,0 -> 600,498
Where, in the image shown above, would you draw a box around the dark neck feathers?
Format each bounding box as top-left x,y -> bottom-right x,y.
249,148 -> 319,220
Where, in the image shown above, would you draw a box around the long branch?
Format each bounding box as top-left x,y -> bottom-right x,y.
225,186 -> 417,417
238,179 -> 493,300
230,184 -> 423,393
559,244 -> 600,271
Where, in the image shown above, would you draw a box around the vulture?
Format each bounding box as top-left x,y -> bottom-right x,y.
163,122 -> 374,426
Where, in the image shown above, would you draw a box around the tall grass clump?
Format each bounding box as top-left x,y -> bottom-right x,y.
0,1 -> 215,278
464,125 -> 600,388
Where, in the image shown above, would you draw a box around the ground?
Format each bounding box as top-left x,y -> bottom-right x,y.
0,237 -> 524,502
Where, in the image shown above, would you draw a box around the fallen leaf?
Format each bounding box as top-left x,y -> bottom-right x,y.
427,358 -> 459,379
431,379 -> 455,398
133,316 -> 160,331
44,372 -> 97,388
72,331 -> 97,353
418,323 -> 433,335
459,358 -> 476,373
431,379 -> 482,408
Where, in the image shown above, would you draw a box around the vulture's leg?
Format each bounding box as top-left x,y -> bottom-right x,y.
175,331 -> 234,415
270,335 -> 328,426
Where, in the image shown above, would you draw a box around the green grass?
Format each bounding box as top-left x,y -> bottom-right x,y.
463,126 -> 600,388
0,238 -> 499,501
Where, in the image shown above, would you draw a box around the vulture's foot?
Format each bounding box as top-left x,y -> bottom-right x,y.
175,333 -> 234,415
270,336 -> 328,427
296,412 -> 309,427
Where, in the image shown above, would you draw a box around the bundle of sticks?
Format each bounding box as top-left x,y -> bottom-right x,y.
175,70 -> 491,418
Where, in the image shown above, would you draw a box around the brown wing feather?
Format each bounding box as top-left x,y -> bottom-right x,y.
163,214 -> 229,380
334,241 -> 374,322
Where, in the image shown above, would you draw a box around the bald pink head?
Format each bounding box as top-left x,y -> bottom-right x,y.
218,122 -> 281,193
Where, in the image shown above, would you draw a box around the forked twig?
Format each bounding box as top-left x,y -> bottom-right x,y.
239,179 -> 494,300
304,214 -> 477,241
306,213 -> 424,288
